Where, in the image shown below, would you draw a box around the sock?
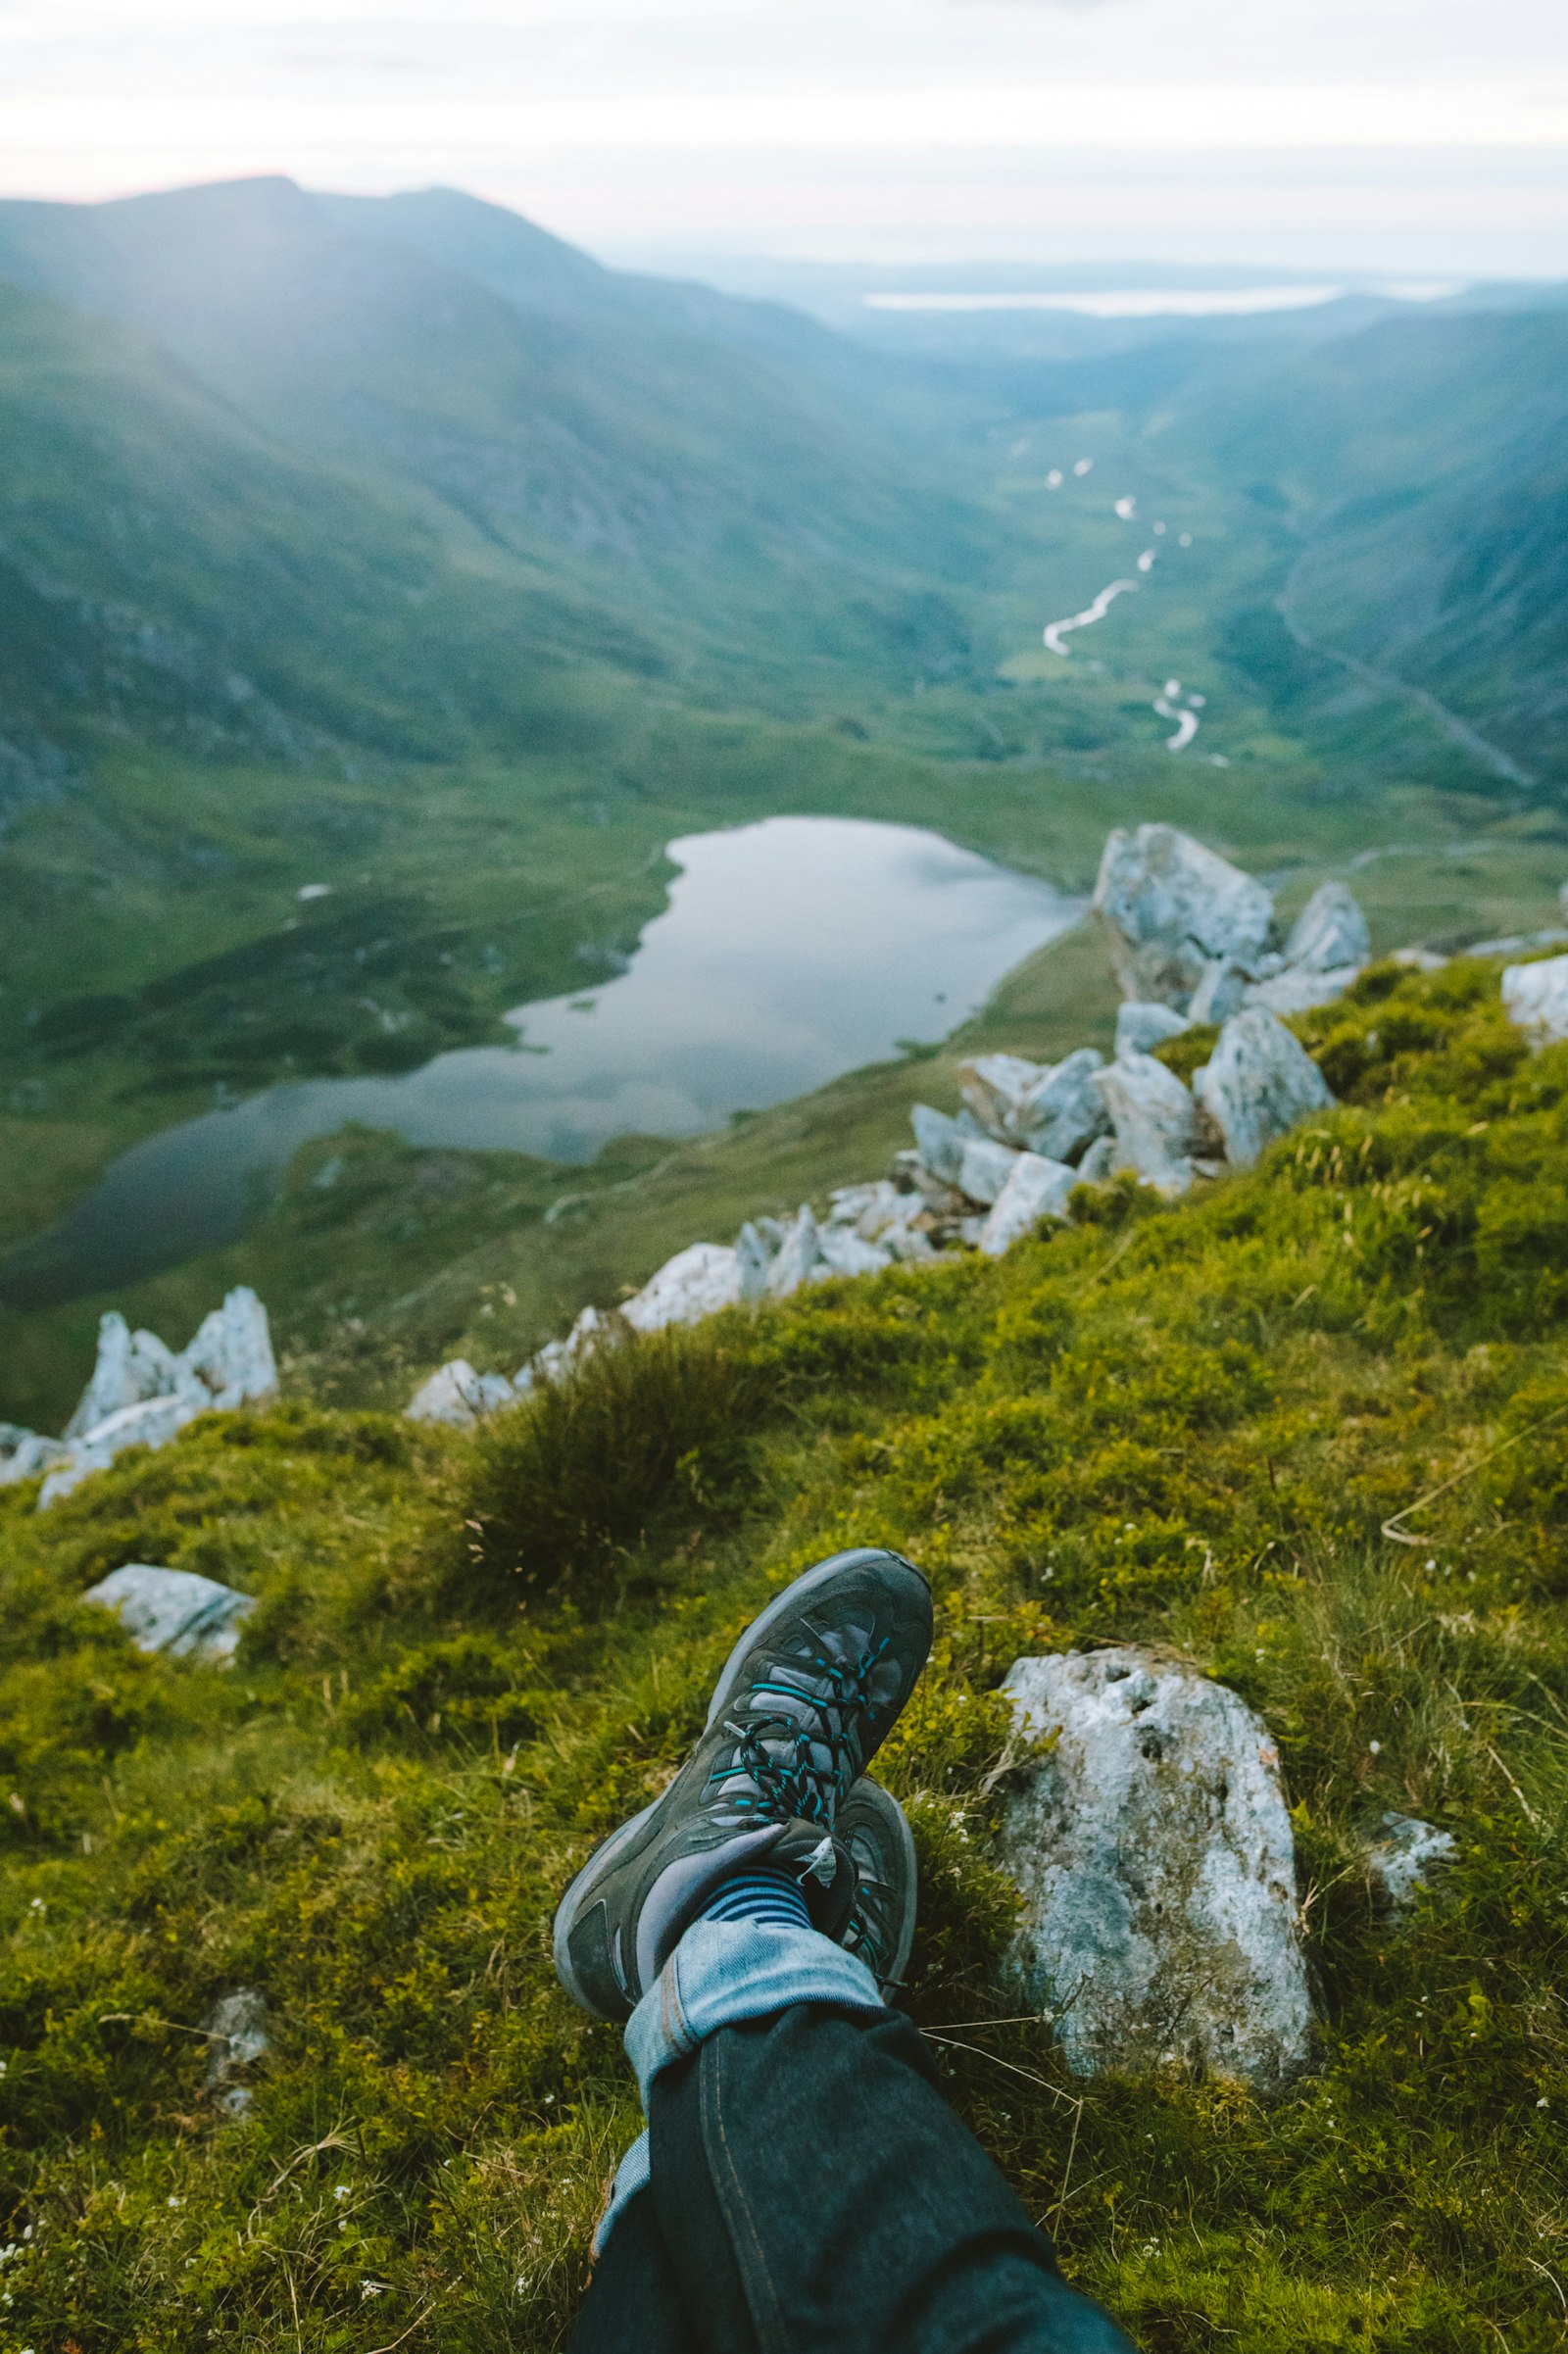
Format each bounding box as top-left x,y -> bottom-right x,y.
700,1865 -> 811,1934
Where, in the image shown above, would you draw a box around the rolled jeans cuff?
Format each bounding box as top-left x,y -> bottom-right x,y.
624,1918 -> 885,2111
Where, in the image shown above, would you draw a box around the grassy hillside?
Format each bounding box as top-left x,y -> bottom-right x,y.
2,955 -> 1567,2349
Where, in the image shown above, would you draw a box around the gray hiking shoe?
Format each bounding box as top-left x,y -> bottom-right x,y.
838,1778 -> 918,1996
553,1546 -> 932,2022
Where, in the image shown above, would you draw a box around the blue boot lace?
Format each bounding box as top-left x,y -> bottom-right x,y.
709,1637 -> 891,1825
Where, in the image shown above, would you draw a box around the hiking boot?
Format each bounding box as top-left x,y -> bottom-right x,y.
553,1546 -> 932,2022
838,1777 -> 918,1995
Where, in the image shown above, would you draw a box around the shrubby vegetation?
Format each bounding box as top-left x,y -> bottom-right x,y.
2,958 -> 1567,2350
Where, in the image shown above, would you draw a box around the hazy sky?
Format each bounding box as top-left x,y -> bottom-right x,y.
2,0 -> 1566,273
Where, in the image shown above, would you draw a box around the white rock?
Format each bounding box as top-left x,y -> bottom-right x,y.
622,1244 -> 742,1331
176,1287 -> 278,1409
826,1180 -> 910,1244
735,1221 -> 776,1301
1502,951 -> 1568,1045
1076,1135 -> 1118,1184
39,1393 -> 209,1505
1363,1811 -> 1457,1910
1244,964 -> 1360,1016
0,1424 -> 71,1487
957,1134 -> 1024,1206
1188,957 -> 1249,1026
1094,824 -> 1275,1010
405,1359 -> 502,1427
956,1054 -> 1049,1144
529,1305 -> 615,1387
814,1225 -> 894,1278
999,1648 -> 1313,2088
204,1987 -> 270,2115
84,1563 -> 257,1662
1284,881 -> 1369,973
978,1153 -> 1077,1255
909,1103 -> 973,1186
1015,1049 -> 1108,1164
1391,947 -> 1447,972
1092,1053 -> 1198,1197
65,1312 -> 194,1440
1193,1008 -> 1334,1169
765,1206 -> 819,1299
1115,1003 -> 1190,1058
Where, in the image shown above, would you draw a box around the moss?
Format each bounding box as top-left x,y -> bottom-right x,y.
2,958 -> 1568,2347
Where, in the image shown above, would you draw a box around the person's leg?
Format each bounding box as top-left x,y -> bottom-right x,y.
567,2178 -> 696,2354
554,1547 -> 1130,2354
629,1919 -> 1131,2354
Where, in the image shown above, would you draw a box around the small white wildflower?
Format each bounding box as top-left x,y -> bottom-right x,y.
338,2220 -> 349,2231
167,2196 -> 181,2209
361,2280 -> 388,2299
1368,1741 -> 1382,1755
27,1900 -> 42,1914
334,2184 -> 350,2201
1538,2098 -> 1549,2109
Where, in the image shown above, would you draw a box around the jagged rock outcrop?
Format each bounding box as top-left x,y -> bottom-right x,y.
406,1359 -> 518,1428
22,1289 -> 278,1508
622,1243 -> 743,1329
978,1153 -> 1077,1255
998,1648 -> 1313,2088
1094,824 -> 1275,1011
83,1564 -> 257,1662
1502,950 -> 1568,1044
1193,1008 -> 1334,1169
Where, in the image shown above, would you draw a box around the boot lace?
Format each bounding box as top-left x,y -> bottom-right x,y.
709,1637 -> 890,1825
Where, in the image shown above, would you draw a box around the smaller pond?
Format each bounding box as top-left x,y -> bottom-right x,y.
3,815 -> 1084,1305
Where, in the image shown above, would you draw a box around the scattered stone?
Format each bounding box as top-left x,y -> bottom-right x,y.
1094,824 -> 1275,1010
814,1225 -> 894,1278
1076,1135 -> 1118,1184
978,1153 -> 1077,1256
1093,1053 -> 1199,1197
1193,1008 -> 1335,1169
84,1564 -> 256,1663
36,1289 -> 279,1508
1188,957 -> 1250,1026
0,1424 -> 70,1488
1363,1812 -> 1457,1910
765,1205 -> 820,1298
204,1987 -> 270,2116
1015,1049 -> 1109,1164
958,1134 -> 1025,1206
1502,951 -> 1568,1046
736,1220 -> 775,1301
909,1103 -> 979,1186
957,1053 -> 1049,1144
1115,1002 -> 1190,1058
999,1648 -> 1313,2089
1391,947 -> 1447,972
406,1359 -> 514,1427
622,1243 -> 742,1331
1284,881 -> 1370,974
1245,963 -> 1361,1016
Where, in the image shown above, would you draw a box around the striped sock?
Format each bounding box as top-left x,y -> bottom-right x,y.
701,1866 -> 811,1934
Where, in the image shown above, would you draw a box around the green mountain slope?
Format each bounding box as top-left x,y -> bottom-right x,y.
2,957 -> 1566,2349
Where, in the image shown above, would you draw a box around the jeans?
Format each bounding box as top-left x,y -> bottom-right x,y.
568,1920 -> 1132,2354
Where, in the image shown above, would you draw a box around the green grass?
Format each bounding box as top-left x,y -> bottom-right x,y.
2,956 -> 1567,2348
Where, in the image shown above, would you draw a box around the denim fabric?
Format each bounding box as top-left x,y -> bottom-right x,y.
624,1917 -> 885,2109
591,2128 -> 651,2260
569,1920 -> 1134,2354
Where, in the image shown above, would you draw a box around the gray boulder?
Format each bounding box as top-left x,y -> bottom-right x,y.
1094,824 -> 1275,1010
84,1564 -> 257,1663
1188,957 -> 1250,1026
1015,1049 -> 1109,1164
1114,1003 -> 1190,1058
957,1134 -> 1024,1206
65,1313 -> 194,1440
956,1054 -> 1049,1144
909,1103 -> 986,1186
1193,1008 -> 1334,1169
978,1153 -> 1077,1255
1284,881 -> 1370,974
178,1287 -> 278,1410
1364,1812 -> 1457,1910
406,1359 -> 514,1427
814,1224 -> 894,1278
0,1423 -> 70,1488
1092,1053 -> 1199,1197
765,1205 -> 819,1298
999,1648 -> 1313,2088
622,1243 -> 742,1330
735,1220 -> 776,1301
1502,951 -> 1568,1046
1245,964 -> 1361,1017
